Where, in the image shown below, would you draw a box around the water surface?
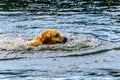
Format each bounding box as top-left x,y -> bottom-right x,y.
0,0 -> 120,80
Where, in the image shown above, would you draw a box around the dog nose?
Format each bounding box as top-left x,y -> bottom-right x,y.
63,37 -> 67,44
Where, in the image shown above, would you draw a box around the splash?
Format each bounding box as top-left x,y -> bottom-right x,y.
0,36 -> 26,50
0,35 -> 101,53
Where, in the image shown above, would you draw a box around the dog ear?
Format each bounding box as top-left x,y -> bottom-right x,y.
41,30 -> 51,39
41,30 -> 52,44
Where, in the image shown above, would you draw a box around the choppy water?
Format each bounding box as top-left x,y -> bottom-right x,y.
0,0 -> 120,80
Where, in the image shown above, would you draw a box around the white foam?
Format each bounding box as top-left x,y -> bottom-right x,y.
0,37 -> 27,50
0,35 -> 101,52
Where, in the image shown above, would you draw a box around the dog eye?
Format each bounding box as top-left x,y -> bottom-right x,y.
55,34 -> 59,37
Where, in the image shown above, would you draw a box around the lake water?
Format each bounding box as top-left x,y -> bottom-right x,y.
0,0 -> 120,80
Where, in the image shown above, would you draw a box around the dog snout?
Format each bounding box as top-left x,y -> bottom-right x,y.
63,37 -> 67,44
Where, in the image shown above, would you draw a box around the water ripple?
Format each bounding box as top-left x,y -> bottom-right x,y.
0,0 -> 120,79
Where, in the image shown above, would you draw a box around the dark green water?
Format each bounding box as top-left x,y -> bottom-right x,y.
0,0 -> 120,80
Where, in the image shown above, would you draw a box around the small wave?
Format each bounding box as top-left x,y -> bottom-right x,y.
0,35 -> 101,53
0,76 -> 117,80
0,69 -> 118,80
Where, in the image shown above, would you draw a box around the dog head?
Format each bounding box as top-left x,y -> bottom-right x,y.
41,29 -> 67,44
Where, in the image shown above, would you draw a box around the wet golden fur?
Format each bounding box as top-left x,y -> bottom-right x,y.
26,29 -> 67,46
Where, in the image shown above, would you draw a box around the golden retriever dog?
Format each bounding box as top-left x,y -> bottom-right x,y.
26,29 -> 67,46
